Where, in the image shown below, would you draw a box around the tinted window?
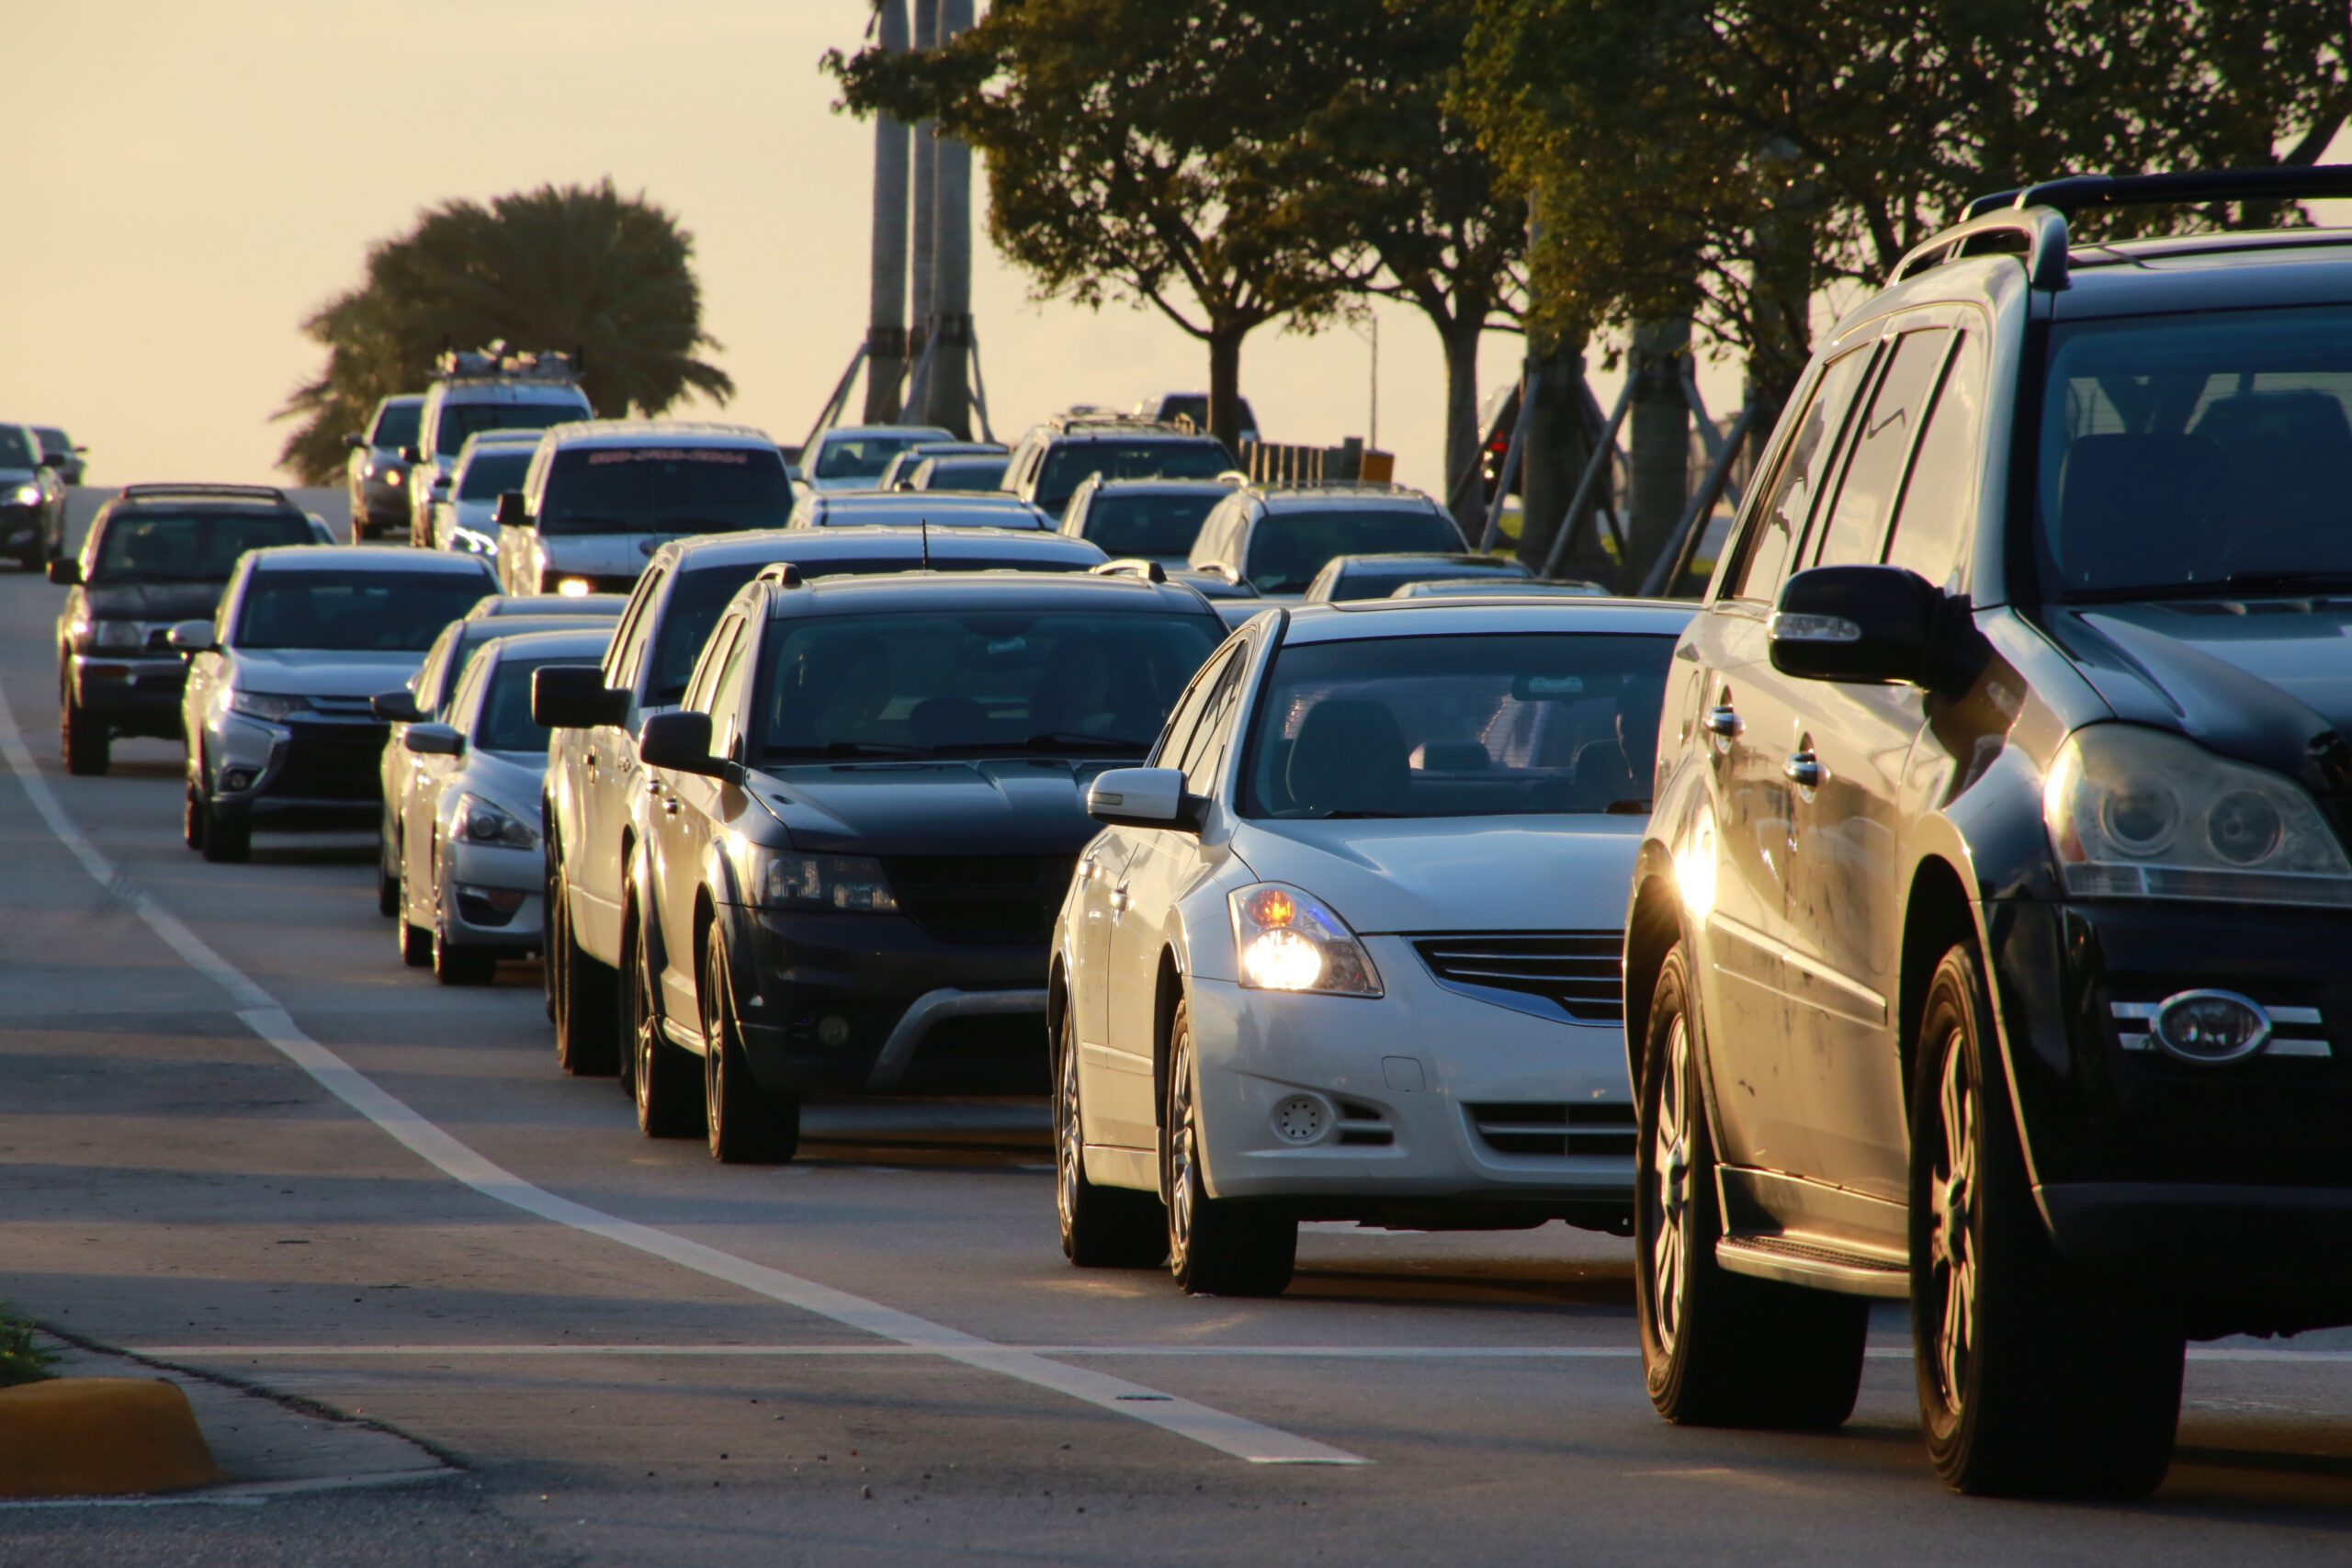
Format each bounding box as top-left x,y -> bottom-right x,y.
606,568 -> 663,688
0,425 -> 35,466
1884,330 -> 1985,591
1726,345 -> 1875,601
457,448 -> 535,501
34,427 -> 70,454
1813,327 -> 1951,569
236,571 -> 491,652
1036,440 -> 1233,510
753,609 -> 1220,760
372,402 -> 423,450
646,564 -> 768,705
916,458 -> 1010,491
1240,510 -> 1467,594
91,510 -> 311,581
1243,632 -> 1679,818
813,432 -> 933,480
434,399 -> 584,453
1080,491 -> 1223,558
1178,653 -> 1248,793
540,446 -> 792,536
1149,646 -> 1237,768
475,653 -> 571,752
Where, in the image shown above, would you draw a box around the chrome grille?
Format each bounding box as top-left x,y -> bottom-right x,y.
1411,931 -> 1623,1023
1464,1101 -> 1634,1158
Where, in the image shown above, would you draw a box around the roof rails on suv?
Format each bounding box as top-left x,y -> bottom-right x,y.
1890,163 -> 2352,290
433,342 -> 582,386
116,483 -> 300,511
1041,412 -> 1185,436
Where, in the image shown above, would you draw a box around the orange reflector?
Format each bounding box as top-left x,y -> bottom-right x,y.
1248,887 -> 1297,928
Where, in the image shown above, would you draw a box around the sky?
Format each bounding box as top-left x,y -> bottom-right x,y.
8,0 -> 1758,503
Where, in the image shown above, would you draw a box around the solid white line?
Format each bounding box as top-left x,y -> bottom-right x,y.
0,685 -> 1363,1468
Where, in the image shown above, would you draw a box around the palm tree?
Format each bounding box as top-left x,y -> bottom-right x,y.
276,180 -> 734,484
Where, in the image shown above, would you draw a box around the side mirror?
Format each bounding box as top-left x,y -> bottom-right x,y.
371,689 -> 424,724
402,722 -> 464,756
35,454 -> 62,470
495,491 -> 531,527
1086,766 -> 1204,831
432,474 -> 452,496
1769,565 -> 1940,686
399,445 -> 423,464
166,620 -> 216,654
345,434 -> 366,450
47,558 -> 80,586
638,709 -> 739,782
532,663 -> 628,729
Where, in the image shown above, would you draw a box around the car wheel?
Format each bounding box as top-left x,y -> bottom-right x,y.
432,908 -> 497,987
1636,943 -> 1867,1428
550,864 -> 619,1077
628,904 -> 701,1139
183,783 -> 207,851
199,798 -> 251,863
1057,1010 -> 1163,1267
60,694 -> 109,776
701,938 -> 800,1164
1911,942 -> 2184,1497
1161,1001 -> 1294,1296
377,824 -> 401,919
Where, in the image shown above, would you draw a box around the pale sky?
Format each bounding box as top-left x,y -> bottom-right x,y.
11,0 -> 1760,503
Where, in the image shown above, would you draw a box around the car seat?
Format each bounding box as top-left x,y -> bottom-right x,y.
1284,698 -> 1410,817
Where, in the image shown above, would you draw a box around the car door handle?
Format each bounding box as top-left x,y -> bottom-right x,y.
1783,750 -> 1822,788
663,799 -> 681,818
1109,886 -> 1129,912
1703,705 -> 1741,739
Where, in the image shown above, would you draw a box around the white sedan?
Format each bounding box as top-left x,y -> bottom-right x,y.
1049,596 -> 1693,1295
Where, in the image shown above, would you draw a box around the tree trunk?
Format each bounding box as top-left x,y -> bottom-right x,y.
1518,338 -> 1597,578
861,0 -> 910,423
1438,314 -> 1484,536
1625,311 -> 1691,591
1745,138 -> 1815,472
1207,327 -> 1247,457
906,0 -> 941,418
922,0 -> 975,437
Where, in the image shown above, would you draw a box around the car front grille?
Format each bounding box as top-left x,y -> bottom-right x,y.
1410,931 -> 1623,1023
882,854 -> 1077,945
1464,1101 -> 1635,1159
276,719 -> 389,801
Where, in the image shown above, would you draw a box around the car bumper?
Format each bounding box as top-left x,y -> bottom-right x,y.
720,906 -> 1049,1095
1,503 -> 44,553
438,839 -> 545,952
1178,934 -> 1634,1223
70,654 -> 186,730
202,713 -> 388,822
359,476 -> 408,525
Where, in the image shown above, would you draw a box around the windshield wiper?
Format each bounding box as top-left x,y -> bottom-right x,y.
1316,808 -> 1408,819
2066,571 -> 2352,604
764,741 -> 933,760
1021,731 -> 1150,754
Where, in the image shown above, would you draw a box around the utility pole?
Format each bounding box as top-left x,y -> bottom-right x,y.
906,0 -> 939,413
922,0 -> 974,436
862,0 -> 910,423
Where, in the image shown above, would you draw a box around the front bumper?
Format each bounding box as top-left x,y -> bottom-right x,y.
2,503 -> 43,555
203,712 -> 388,823
359,473 -> 409,526
1179,934 -> 1634,1224
437,838 -> 546,953
721,906 -> 1050,1095
69,653 -> 185,733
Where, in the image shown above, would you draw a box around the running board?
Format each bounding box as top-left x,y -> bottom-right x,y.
1715,1235 -> 1909,1299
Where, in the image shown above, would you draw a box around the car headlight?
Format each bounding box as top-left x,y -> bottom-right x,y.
89,620 -> 144,652
384,468 -> 402,488
2043,725 -> 2352,906
1227,883 -> 1381,996
9,483 -> 40,506
229,690 -> 311,721
455,794 -> 537,851
760,851 -> 899,913
555,577 -> 594,597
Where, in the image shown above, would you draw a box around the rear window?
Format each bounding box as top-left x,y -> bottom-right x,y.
1240,510 -> 1468,593
813,432 -> 933,481
235,570 -> 492,652
1036,440 -> 1232,511
434,399 -> 584,455
372,402 -> 423,451
93,510 -> 312,581
457,448 -> 535,501
1080,491 -> 1222,558
541,446 -> 792,537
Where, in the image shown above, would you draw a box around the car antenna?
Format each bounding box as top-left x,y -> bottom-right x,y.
921,520 -> 932,570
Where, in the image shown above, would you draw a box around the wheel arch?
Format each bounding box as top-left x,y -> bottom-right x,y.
1896,852 -> 1984,1111
1151,943 -> 1187,1132
1623,845 -> 1686,1095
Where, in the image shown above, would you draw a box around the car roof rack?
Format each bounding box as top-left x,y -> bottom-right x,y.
1044,412 -> 1190,435
116,482 -> 299,510
433,340 -> 582,385
752,562 -> 804,587
1091,558 -> 1169,582
1894,164 -> 2352,291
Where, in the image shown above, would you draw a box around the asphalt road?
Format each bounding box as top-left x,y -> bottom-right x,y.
4,510 -> 2352,1565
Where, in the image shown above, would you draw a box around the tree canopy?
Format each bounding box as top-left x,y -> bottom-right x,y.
275,180 -> 732,485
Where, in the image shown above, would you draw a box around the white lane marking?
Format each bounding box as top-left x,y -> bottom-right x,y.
0,687 -> 1363,1468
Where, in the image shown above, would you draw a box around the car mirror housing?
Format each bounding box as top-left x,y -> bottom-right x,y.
371,689 -> 424,724
344,433 -> 366,450
1769,566 -> 1941,687
638,709 -> 740,782
532,663 -> 627,728
403,722 -> 464,757
46,558 -> 80,586
166,620 -> 215,654
1086,766 -> 1204,832
495,491 -> 532,528
399,445 -> 423,464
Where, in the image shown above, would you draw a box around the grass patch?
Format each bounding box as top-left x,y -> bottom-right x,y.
0,1303 -> 56,1386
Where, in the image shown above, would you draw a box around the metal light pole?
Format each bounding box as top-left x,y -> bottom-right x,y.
922,0 -> 974,436
862,0 -> 910,423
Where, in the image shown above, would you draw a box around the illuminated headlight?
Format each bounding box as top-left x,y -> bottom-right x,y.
384,468 -> 402,488
455,794 -> 537,850
8,483 -> 40,506
556,577 -> 594,598
2044,725 -> 2352,906
760,851 -> 899,913
1228,883 -> 1380,996
229,690 -> 311,721
89,620 -> 144,652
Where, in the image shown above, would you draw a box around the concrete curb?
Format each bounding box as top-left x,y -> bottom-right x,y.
0,1377 -> 224,1499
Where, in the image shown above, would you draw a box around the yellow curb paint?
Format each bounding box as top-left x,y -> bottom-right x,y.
0,1379 -> 223,1498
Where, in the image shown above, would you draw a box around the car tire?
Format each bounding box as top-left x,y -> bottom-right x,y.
183,783 -> 207,851
701,939 -> 800,1164
1911,942 -> 2184,1498
377,826 -> 401,919
1057,1010 -> 1163,1267
61,697 -> 108,776
200,799 -> 251,864
550,864 -> 619,1077
433,914 -> 497,987
1161,1001 -> 1294,1296
1636,943 -> 1868,1429
628,904 -> 702,1139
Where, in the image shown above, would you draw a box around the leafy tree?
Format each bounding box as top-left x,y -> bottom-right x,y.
275,180 -> 733,485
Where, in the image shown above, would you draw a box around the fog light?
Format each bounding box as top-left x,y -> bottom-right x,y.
1270,1094 -> 1329,1145
2154,989 -> 2270,1064
816,1014 -> 852,1049
222,768 -> 254,791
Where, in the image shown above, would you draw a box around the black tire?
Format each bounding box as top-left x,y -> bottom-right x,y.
1161,1001 -> 1294,1296
61,697 -> 108,776
376,824 -> 401,919
183,783 -> 207,851
200,798 -> 251,864
628,906 -> 702,1138
1057,1009 -> 1164,1267
701,939 -> 800,1163
433,912 -> 497,987
1911,942 -> 2184,1498
550,865 -> 619,1076
1636,943 -> 1868,1428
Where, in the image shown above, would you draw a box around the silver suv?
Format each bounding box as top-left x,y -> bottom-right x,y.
405,348 -> 592,547
345,394 -> 424,541
1185,482 -> 1467,597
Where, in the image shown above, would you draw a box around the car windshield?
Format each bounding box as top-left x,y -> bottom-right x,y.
475,654 -> 573,752
753,609 -> 1219,761
2039,305 -> 2352,597
373,402 -> 423,451
1240,510 -> 1467,593
34,427 -> 69,455
0,426 -> 35,467
93,511 -> 313,581
235,571 -> 492,652
1241,632 -> 1678,818
434,400 -> 582,455
1037,440 -> 1231,512
456,448 -> 534,501
1080,491 -> 1222,558
1325,559 -> 1525,602
917,459 -> 1009,491
814,434 -> 932,480
540,446 -> 792,536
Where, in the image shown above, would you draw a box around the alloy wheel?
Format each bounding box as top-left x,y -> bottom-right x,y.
1057,1032 -> 1083,1242
1926,1026 -> 1977,1414
1167,1039 -> 1198,1269
1650,1014 -> 1692,1356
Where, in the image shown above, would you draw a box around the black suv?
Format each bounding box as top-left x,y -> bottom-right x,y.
51,484 -> 317,774
616,570 -> 1226,1162
1625,166 -> 2352,1499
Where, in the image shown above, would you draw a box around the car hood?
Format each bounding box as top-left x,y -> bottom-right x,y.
1229,816 -> 1645,935
751,757 -> 1125,856
82,580 -> 227,623
2041,601 -> 2352,784
227,648 -> 428,697
536,533 -> 677,577
453,748 -> 548,816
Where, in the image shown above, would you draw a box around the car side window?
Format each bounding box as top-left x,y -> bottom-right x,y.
1151,645 -> 1238,769
1811,326 -> 1952,570
1883,328 -> 1986,592
1178,651 -> 1249,795
1724,344 -> 1876,603
607,569 -> 665,691
684,617 -> 741,716
411,630 -> 453,708
447,652 -> 492,730
705,625 -> 756,759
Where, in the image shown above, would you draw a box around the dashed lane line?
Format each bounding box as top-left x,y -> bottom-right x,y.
0,684 -> 1364,1466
